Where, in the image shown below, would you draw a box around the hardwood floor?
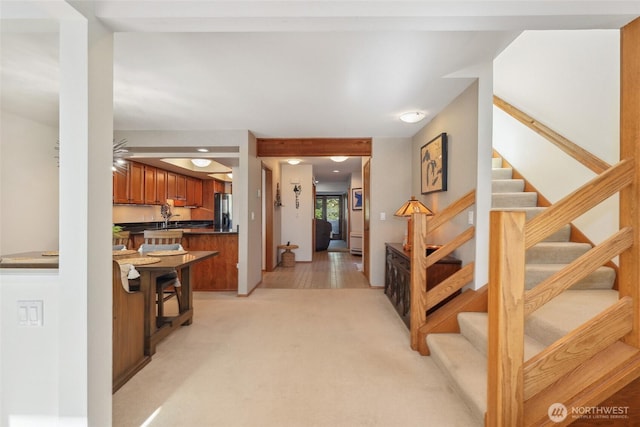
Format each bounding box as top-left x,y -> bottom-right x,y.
260,250 -> 369,289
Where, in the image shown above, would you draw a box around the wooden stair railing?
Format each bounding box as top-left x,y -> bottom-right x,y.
493,96 -> 611,175
410,190 -> 476,352
487,159 -> 639,426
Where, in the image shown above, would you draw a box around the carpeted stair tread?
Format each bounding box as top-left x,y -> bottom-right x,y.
492,179 -> 525,193
525,290 -> 619,346
458,312 -> 546,361
491,167 -> 513,179
525,264 -> 616,290
426,333 -> 487,423
526,242 -> 592,264
492,192 -> 538,208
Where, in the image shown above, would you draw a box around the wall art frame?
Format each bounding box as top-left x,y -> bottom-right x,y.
420,132 -> 448,194
352,188 -> 363,210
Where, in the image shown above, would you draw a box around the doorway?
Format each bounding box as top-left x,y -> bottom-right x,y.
315,194 -> 344,240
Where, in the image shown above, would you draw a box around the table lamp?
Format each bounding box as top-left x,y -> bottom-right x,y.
394,196 -> 434,251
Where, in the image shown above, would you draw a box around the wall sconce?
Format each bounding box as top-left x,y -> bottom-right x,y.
293,184 -> 301,209
394,196 -> 433,251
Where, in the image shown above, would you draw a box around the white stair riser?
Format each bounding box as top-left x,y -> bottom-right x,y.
492,179 -> 525,193
492,192 -> 538,208
492,168 -> 513,179
526,242 -> 591,264
525,265 -> 616,290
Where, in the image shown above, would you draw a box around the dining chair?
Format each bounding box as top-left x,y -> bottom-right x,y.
113,231 -> 131,250
141,230 -> 184,322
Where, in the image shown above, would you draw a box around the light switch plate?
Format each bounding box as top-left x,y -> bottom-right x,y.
17,300 -> 43,327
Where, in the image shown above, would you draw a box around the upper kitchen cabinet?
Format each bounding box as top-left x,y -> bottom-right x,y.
155,168 -> 167,205
143,165 -> 157,205
113,161 -> 143,205
167,172 -> 188,206
186,177 -> 203,207
144,165 -> 168,205
127,162 -> 145,204
176,174 -> 187,201
167,171 -> 177,200
113,170 -> 128,204
113,161 -> 201,207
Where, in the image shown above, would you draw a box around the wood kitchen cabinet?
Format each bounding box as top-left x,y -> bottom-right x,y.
143,165 -> 168,205
176,174 -> 186,201
167,172 -> 178,200
183,233 -> 238,291
213,179 -> 226,194
113,169 -> 128,204
155,168 -> 167,204
113,162 -> 199,207
143,165 -> 157,205
127,162 -> 145,204
186,177 -> 203,207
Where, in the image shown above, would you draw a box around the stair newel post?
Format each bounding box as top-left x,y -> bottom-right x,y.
410,212 -> 429,350
620,17 -> 640,348
487,210 -> 525,427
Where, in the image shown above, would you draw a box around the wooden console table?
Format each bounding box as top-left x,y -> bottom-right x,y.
384,243 -> 462,328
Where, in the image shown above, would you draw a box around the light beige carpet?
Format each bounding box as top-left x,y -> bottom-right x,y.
113,289 -> 477,427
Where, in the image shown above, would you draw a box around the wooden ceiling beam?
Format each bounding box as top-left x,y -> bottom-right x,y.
257,138 -> 372,157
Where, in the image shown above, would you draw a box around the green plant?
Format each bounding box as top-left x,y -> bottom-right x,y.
113,225 -> 123,235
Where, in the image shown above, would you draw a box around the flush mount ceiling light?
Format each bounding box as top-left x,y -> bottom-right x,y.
197,148 -> 209,153
400,111 -> 426,124
330,156 -> 348,162
191,158 -> 212,167
287,159 -> 301,165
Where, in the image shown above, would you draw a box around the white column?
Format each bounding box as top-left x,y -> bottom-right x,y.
59,7 -> 113,424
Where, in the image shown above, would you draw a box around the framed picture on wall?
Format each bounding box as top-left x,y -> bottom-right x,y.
352,188 -> 362,210
421,132 -> 448,194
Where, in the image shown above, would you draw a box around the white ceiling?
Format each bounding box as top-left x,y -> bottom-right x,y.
2,1 -> 639,182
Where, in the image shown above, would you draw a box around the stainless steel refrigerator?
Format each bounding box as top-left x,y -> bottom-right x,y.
214,193 -> 233,231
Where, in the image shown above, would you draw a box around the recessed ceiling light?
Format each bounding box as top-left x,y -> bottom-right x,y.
400,111 -> 426,124
333,170 -> 340,173
227,173 -> 233,179
330,156 -> 348,162
287,159 -> 301,165
191,159 -> 212,167
197,148 -> 209,153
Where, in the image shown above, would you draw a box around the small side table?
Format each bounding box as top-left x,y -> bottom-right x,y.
277,244 -> 299,267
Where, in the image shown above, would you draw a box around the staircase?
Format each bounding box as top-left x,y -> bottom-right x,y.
426,157 -> 619,424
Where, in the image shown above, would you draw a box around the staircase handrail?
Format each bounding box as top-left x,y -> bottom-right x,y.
525,159 -> 634,248
409,189 -> 475,350
487,158 -> 635,425
493,95 -> 611,174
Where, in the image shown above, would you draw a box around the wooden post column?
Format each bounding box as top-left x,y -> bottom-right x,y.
486,210 -> 526,427
620,17 -> 640,348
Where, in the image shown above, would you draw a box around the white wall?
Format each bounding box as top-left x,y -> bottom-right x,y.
240,132 -> 263,295
280,164 -> 314,262
349,171 -> 363,234
369,139 -> 412,287
316,181 -> 348,193
411,81 -> 480,281
0,111 -> 59,254
493,30 -> 620,245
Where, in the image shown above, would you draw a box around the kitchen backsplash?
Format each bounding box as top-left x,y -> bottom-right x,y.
113,205 -> 192,224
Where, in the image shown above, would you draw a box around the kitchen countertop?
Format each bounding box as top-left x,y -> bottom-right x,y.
128,228 -> 237,235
